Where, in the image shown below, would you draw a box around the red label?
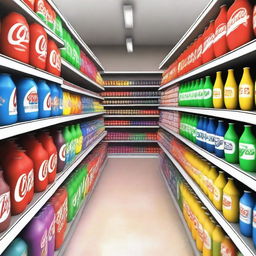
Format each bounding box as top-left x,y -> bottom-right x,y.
27,92 -> 38,104
0,192 -> 10,223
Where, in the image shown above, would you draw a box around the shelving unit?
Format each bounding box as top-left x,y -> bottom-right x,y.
0,54 -> 63,84
47,0 -> 104,71
160,171 -> 201,256
159,142 -> 256,256
0,132 -> 107,255
159,106 -> 256,125
0,112 -> 105,141
54,157 -> 108,256
0,0 -> 64,48
61,59 -> 104,92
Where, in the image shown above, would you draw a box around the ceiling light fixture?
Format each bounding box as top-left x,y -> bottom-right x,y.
126,38 -> 133,53
123,5 -> 133,29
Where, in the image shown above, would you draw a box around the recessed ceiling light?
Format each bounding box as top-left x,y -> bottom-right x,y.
123,5 -> 133,29
126,38 -> 133,53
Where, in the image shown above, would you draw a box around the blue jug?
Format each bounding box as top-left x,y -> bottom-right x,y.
202,117 -> 209,150
16,78 -> 38,121
58,86 -> 63,116
206,118 -> 217,153
240,191 -> 255,237
37,80 -> 51,118
196,116 -> 204,147
215,120 -> 226,158
2,238 -> 28,256
0,74 -> 17,125
48,83 -> 59,116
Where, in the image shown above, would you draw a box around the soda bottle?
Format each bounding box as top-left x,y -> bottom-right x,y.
58,87 -> 63,116
208,166 -> 218,202
0,13 -> 30,63
253,202 -> 256,247
203,76 -> 213,108
29,23 -> 48,70
75,124 -> 83,154
49,83 -> 59,116
46,40 -> 61,76
16,78 -> 39,121
63,126 -> 72,163
37,80 -> 51,118
224,69 -> 238,109
213,171 -> 227,211
52,130 -> 66,172
25,141 -> 49,192
55,15 -> 63,38
222,177 -> 240,222
0,74 -> 17,125
206,118 -> 217,153
196,116 -> 204,147
220,236 -> 237,256
224,123 -> 239,164
202,212 -> 215,256
215,120 -> 226,158
22,211 -> 48,256
202,117 -> 209,150
239,67 -> 254,110
38,132 -> 57,183
35,0 -> 47,23
198,78 -> 205,107
212,225 -> 225,256
213,71 -> 224,109
213,5 -> 228,58
239,125 -> 256,172
2,238 -> 28,256
226,0 -> 253,51
202,21 -> 215,64
70,125 -> 77,158
0,170 -> 11,232
239,190 -> 254,237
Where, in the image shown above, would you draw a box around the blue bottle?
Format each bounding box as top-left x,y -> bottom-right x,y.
253,203 -> 256,246
215,120 -> 226,158
0,74 -> 17,125
37,80 -> 51,118
16,78 -> 39,121
202,117 -> 209,149
240,191 -> 255,237
196,116 -> 204,147
48,83 -> 59,116
2,238 -> 28,256
206,118 -> 217,153
58,86 -> 63,116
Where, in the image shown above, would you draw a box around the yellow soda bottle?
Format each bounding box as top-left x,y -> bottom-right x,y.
63,92 -> 68,115
203,212 -> 215,256
190,196 -> 198,240
202,160 -> 211,196
224,69 -> 238,109
208,166 -> 218,202
213,171 -> 227,211
196,206 -> 208,252
212,225 -> 225,256
239,67 -> 254,110
213,71 -> 224,109
222,177 -> 240,222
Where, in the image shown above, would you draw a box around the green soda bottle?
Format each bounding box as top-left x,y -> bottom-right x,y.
239,125 -> 256,172
203,76 -> 213,108
183,82 -> 189,106
192,115 -> 199,143
76,44 -> 81,70
75,124 -> 83,154
63,126 -> 72,163
188,115 -> 194,141
66,33 -> 73,64
70,125 -> 78,156
55,15 -> 63,38
66,178 -> 75,222
194,79 -> 200,107
198,77 -> 205,107
60,28 -> 67,59
224,123 -> 239,164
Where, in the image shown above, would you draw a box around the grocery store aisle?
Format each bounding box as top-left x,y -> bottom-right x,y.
64,157 -> 192,256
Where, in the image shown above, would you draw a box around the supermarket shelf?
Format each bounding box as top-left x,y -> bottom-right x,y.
159,106 -> 256,125
47,0 -> 104,71
105,140 -> 158,143
54,157 -> 108,256
0,112 -> 105,141
0,0 -> 64,48
159,124 -> 256,193
103,96 -> 160,99
102,71 -> 163,75
159,39 -> 256,91
61,59 -> 104,92
61,80 -> 104,100
159,141 -> 256,256
103,104 -> 160,107
159,0 -> 230,69
105,85 -> 160,88
0,54 -> 63,84
107,153 -> 159,158
160,171 -> 201,256
105,126 -> 159,129
0,132 -> 107,255
104,115 -> 160,118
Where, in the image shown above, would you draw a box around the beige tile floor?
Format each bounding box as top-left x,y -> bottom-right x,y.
64,157 -> 193,256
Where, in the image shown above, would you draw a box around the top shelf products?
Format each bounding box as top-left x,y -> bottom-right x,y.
104,80 -> 160,86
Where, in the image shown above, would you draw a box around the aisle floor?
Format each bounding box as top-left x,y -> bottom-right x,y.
64,157 -> 192,256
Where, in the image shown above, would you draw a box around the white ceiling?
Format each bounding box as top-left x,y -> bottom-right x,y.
54,0 -> 210,46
